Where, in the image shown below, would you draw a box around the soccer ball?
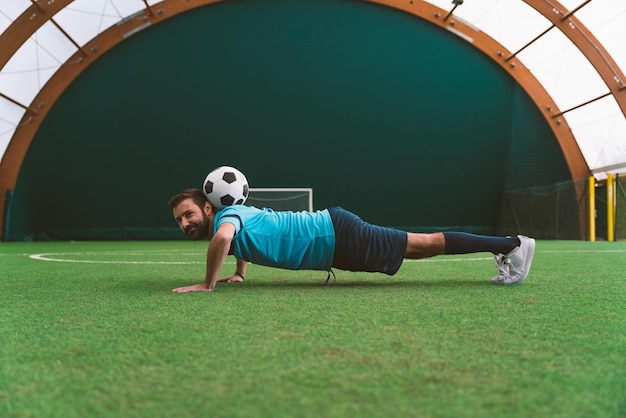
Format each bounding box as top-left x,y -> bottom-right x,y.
203,166 -> 249,209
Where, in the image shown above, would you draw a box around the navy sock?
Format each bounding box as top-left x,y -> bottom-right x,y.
443,232 -> 520,255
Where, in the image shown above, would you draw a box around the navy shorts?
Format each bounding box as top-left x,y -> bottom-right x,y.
328,207 -> 407,275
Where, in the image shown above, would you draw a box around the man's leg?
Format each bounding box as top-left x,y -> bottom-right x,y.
442,232 -> 520,255
404,231 -> 534,285
403,232 -> 446,259
441,232 -> 537,284
403,232 -> 519,259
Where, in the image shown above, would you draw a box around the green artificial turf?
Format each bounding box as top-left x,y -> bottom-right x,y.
1,240 -> 625,417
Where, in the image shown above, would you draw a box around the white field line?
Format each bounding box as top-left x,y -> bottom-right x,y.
539,249 -> 626,253
22,248 -> 626,265
28,250 -> 214,265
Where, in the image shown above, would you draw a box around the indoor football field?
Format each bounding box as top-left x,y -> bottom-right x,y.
1,239 -> 624,418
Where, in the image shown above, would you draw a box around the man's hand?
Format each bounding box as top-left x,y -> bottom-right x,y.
172,283 -> 212,293
217,275 -> 244,284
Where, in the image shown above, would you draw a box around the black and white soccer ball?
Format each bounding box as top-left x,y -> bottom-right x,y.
203,166 -> 249,210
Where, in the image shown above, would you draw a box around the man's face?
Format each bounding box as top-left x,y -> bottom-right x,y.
172,198 -> 211,240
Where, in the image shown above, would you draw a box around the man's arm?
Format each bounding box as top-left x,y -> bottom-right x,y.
172,222 -> 236,293
216,258 -> 248,283
235,258 -> 248,278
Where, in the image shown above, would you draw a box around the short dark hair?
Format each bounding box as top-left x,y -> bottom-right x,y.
168,189 -> 208,211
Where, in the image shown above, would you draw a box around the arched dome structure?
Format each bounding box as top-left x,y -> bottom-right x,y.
0,0 -> 624,241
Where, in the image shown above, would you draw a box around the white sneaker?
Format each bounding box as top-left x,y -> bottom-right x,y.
491,253 -> 508,284
491,235 -> 535,285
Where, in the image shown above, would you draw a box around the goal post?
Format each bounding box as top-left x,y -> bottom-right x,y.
247,188 -> 313,212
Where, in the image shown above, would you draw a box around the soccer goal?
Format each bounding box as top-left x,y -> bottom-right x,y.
247,188 -> 313,212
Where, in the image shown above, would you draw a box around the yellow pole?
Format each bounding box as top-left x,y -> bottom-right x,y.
589,175 -> 596,242
607,173 -> 615,242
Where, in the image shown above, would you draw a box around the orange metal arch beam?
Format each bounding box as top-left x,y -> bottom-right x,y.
0,0 -> 593,240
369,0 -> 589,183
524,0 -> 626,117
0,0 -> 74,71
0,0 -> 223,239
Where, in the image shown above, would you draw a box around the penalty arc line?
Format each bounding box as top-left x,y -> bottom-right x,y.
28,251 -> 225,265
27,251 -> 493,265
27,252 -> 493,265
26,248 -> 626,265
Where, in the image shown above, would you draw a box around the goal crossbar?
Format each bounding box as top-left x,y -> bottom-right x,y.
248,188 -> 313,212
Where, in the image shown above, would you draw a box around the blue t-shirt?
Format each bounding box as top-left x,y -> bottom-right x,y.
214,206 -> 335,271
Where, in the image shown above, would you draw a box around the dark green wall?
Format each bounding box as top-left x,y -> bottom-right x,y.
5,0 -> 571,241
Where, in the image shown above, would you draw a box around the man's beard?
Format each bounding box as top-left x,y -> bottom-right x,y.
184,213 -> 210,241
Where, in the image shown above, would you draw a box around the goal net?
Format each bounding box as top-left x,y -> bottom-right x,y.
247,188 -> 313,212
